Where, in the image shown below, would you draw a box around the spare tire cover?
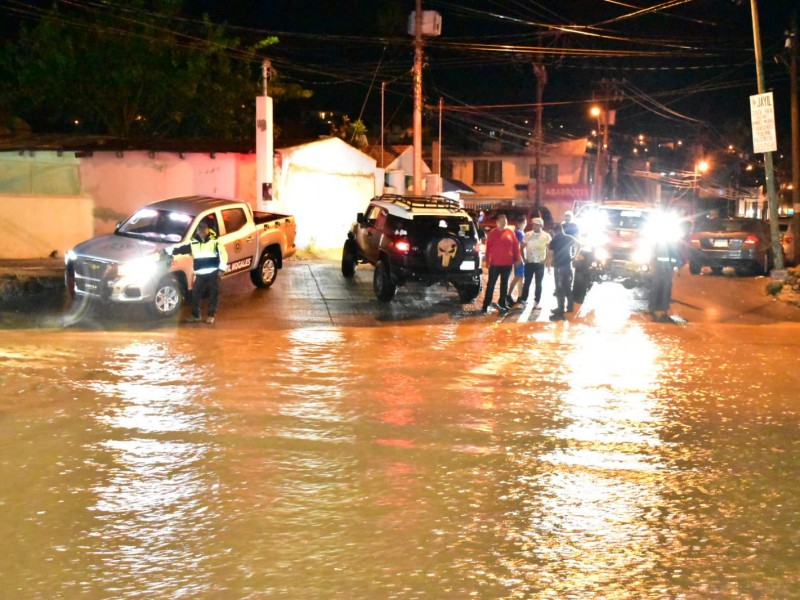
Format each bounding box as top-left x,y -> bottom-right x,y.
426,236 -> 464,271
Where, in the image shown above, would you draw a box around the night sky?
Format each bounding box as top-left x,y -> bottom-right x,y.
3,0 -> 798,155
188,0 -> 797,152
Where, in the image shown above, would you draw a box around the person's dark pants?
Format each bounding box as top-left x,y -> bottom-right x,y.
192,271 -> 220,318
553,265 -> 574,312
482,265 -> 512,310
649,267 -> 674,313
521,262 -> 545,304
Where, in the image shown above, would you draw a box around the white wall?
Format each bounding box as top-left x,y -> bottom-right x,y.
1,194 -> 94,258
79,151 -> 255,235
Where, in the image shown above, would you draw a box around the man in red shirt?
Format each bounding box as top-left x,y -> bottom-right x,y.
481,214 -> 522,313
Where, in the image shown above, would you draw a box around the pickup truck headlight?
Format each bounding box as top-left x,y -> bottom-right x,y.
117,254 -> 161,280
632,246 -> 652,265
65,249 -> 77,265
594,247 -> 610,262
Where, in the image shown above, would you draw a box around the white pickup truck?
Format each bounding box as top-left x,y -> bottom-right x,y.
65,195 -> 297,317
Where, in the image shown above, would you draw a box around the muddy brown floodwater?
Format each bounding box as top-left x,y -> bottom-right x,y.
2,313 -> 800,598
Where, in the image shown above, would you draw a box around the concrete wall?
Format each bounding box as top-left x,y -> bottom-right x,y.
79,151 -> 255,235
1,194 -> 94,258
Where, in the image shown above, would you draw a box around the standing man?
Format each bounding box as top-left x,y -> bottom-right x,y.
546,223 -> 580,321
561,210 -> 579,237
169,220 -> 228,324
481,214 -> 521,314
520,217 -> 551,309
507,216 -> 527,305
649,237 -> 681,322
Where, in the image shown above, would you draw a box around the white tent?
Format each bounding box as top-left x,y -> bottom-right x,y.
273,137 -> 378,250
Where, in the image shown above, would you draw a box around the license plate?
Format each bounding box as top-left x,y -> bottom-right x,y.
460,260 -> 476,270
712,239 -> 729,248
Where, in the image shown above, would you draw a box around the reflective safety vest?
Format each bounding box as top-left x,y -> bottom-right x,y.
173,232 -> 229,275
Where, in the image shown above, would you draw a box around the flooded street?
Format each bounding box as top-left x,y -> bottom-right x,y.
3,263 -> 800,598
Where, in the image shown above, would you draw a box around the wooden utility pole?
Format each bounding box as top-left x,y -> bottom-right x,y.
749,0 -> 784,270
532,59 -> 547,208
789,17 -> 799,213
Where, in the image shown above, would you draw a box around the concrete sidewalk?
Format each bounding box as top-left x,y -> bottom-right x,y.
0,258 -> 65,302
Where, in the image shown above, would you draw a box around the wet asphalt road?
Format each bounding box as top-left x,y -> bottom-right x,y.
1,260 -> 798,330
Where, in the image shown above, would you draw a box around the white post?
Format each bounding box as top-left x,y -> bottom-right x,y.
256,60 -> 274,211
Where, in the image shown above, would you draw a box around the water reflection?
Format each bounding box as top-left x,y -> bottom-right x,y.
2,323 -> 800,598
85,340 -> 220,596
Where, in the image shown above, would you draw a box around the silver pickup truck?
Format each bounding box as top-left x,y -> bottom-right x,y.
65,195 -> 297,317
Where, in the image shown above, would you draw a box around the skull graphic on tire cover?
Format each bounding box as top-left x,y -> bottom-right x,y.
437,238 -> 458,267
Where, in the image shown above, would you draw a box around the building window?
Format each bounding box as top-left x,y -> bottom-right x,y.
473,160 -> 502,184
441,159 -> 454,180
529,164 -> 558,183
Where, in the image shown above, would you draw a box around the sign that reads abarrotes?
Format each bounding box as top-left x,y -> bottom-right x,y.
749,92 -> 778,154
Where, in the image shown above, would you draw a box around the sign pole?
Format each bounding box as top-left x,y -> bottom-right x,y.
749,0 -> 783,271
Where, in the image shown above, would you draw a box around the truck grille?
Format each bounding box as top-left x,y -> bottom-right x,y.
75,258 -> 114,297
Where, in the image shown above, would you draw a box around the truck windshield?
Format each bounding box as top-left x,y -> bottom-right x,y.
117,209 -> 194,242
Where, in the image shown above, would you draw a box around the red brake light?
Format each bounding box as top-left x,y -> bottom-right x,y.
395,240 -> 411,253
743,234 -> 759,246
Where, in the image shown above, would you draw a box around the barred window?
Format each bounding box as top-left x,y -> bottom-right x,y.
473,160 -> 502,184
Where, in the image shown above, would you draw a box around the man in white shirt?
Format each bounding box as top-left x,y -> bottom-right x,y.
520,217 -> 551,309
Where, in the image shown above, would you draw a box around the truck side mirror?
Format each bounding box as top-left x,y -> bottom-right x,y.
356,213 -> 366,225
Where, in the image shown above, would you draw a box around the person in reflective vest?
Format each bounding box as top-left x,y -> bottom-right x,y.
169,221 -> 228,324
649,238 -> 680,322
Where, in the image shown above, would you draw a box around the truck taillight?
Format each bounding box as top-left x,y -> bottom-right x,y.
395,240 -> 411,253
743,235 -> 759,247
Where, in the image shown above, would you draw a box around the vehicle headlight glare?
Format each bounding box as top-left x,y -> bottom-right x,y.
633,246 -> 652,265
594,247 -> 610,262
117,255 -> 160,280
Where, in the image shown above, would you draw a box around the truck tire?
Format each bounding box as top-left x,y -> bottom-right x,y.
150,274 -> 183,318
373,259 -> 396,302
426,236 -> 464,271
251,251 -> 278,288
456,283 -> 481,303
689,261 -> 702,275
341,240 -> 358,278
572,271 -> 590,303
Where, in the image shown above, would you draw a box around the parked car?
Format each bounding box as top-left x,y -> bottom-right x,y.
341,194 -> 483,302
479,205 -> 554,233
687,217 -> 773,276
65,196 -> 296,317
571,201 -> 682,300
779,216 -> 797,266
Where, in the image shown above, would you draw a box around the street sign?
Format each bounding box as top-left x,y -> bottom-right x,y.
749,92 -> 777,154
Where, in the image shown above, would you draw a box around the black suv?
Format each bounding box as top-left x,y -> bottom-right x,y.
341,195 -> 484,302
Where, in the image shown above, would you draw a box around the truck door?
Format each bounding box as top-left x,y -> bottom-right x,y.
219,207 -> 257,276
357,205 -> 386,262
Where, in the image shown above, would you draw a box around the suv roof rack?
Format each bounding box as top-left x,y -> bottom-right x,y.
376,194 -> 462,213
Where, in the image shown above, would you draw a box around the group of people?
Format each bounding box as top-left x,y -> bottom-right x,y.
481,211 -> 580,321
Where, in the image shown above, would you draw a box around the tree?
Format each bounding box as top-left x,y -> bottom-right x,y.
0,0 -> 310,140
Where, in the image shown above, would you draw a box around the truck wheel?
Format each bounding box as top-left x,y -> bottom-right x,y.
150,274 -> 183,318
373,260 -> 396,302
572,268 -> 591,303
456,283 -> 481,303
341,240 -> 358,278
251,251 -> 278,288
689,262 -> 701,275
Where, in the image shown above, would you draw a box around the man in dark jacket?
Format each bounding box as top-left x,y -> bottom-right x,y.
546,223 -> 580,321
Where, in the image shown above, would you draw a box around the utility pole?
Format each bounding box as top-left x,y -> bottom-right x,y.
749,0 -> 784,270
788,16 -> 799,213
532,58 -> 547,209
255,59 -> 274,211
412,0 -> 423,195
